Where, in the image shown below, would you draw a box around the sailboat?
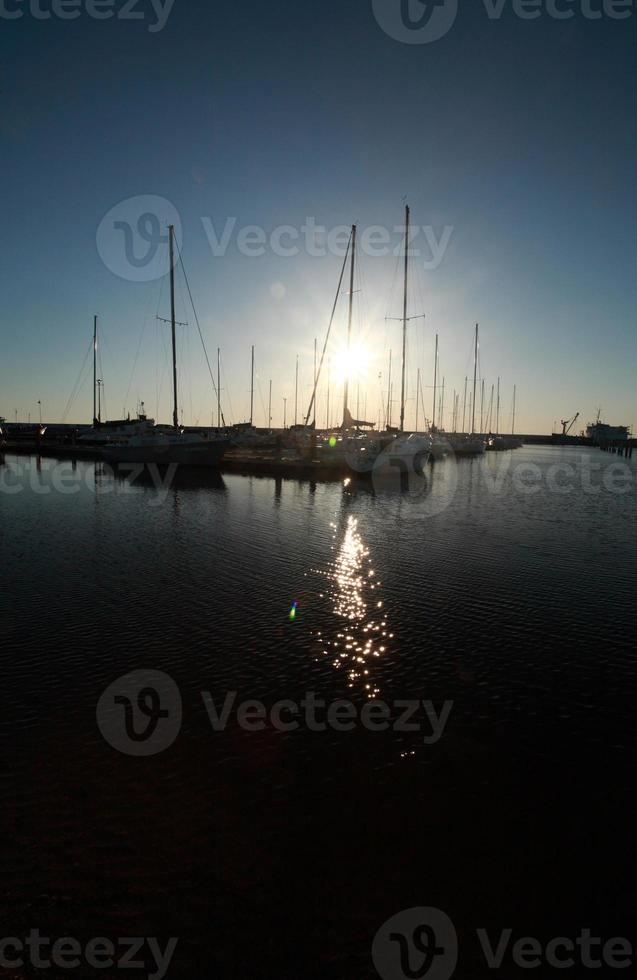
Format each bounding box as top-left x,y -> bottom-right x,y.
447,324 -> 487,456
103,226 -> 231,467
341,207 -> 433,475
77,316 -> 157,446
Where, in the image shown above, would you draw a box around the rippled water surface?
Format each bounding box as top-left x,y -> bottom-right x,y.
1,446 -> 636,977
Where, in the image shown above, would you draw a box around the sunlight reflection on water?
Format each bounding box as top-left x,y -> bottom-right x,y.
312,514 -> 393,699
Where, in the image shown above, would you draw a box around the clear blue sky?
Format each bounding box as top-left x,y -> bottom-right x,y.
2,0 -> 636,432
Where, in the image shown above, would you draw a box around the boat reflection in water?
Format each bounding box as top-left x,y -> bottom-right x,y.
314,513 -> 392,700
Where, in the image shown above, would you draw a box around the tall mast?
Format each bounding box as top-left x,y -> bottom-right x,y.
386,349 -> 392,428
93,315 -> 98,427
462,376 -> 468,434
432,334 -> 439,431
415,367 -> 420,432
268,379 -> 272,429
294,354 -> 299,426
217,348 -> 221,429
400,204 -> 410,432
250,345 -> 255,426
480,379 -> 485,433
512,384 -> 517,435
313,339 -> 317,426
440,377 -> 446,431
342,223 -> 357,427
496,377 -> 501,436
471,324 -> 478,435
169,225 -> 179,429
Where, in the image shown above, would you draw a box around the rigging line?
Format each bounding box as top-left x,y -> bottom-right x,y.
386,240 -> 403,320
255,367 -> 268,428
257,381 -> 267,428
68,362 -> 93,422
186,325 -> 194,426
61,336 -> 93,423
96,340 -> 108,421
123,315 -> 149,418
304,228 -> 353,425
220,355 -> 235,426
157,320 -> 170,421
173,236 -> 226,426
153,273 -> 166,417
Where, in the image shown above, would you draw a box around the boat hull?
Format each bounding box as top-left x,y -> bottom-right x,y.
103,440 -> 231,467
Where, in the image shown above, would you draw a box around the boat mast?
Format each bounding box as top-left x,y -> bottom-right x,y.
432,334 -> 438,431
342,223 -> 357,428
268,379 -> 272,429
93,315 -> 98,427
250,346 -> 255,426
217,348 -> 221,429
496,377 -> 500,436
294,354 -> 299,426
313,339 -> 317,426
386,349 -> 392,428
303,233 -> 352,427
512,384 -> 517,435
400,204 -> 410,432
415,367 -> 420,432
471,324 -> 478,435
461,377 -> 467,434
168,225 -> 179,430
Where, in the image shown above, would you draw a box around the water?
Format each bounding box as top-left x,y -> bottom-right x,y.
1,446 -> 636,977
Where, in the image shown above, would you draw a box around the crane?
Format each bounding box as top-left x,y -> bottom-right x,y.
561,412 -> 580,437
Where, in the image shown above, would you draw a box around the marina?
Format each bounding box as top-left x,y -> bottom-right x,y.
3,2 -> 636,976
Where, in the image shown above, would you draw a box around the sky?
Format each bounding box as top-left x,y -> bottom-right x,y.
1,0 -> 636,433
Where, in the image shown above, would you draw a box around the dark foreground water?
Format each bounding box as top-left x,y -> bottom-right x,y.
1,446 -> 636,978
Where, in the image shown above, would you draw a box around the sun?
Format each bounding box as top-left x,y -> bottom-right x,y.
332,343 -> 373,385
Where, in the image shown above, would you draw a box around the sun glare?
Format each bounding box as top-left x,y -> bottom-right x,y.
332,343 -> 373,384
